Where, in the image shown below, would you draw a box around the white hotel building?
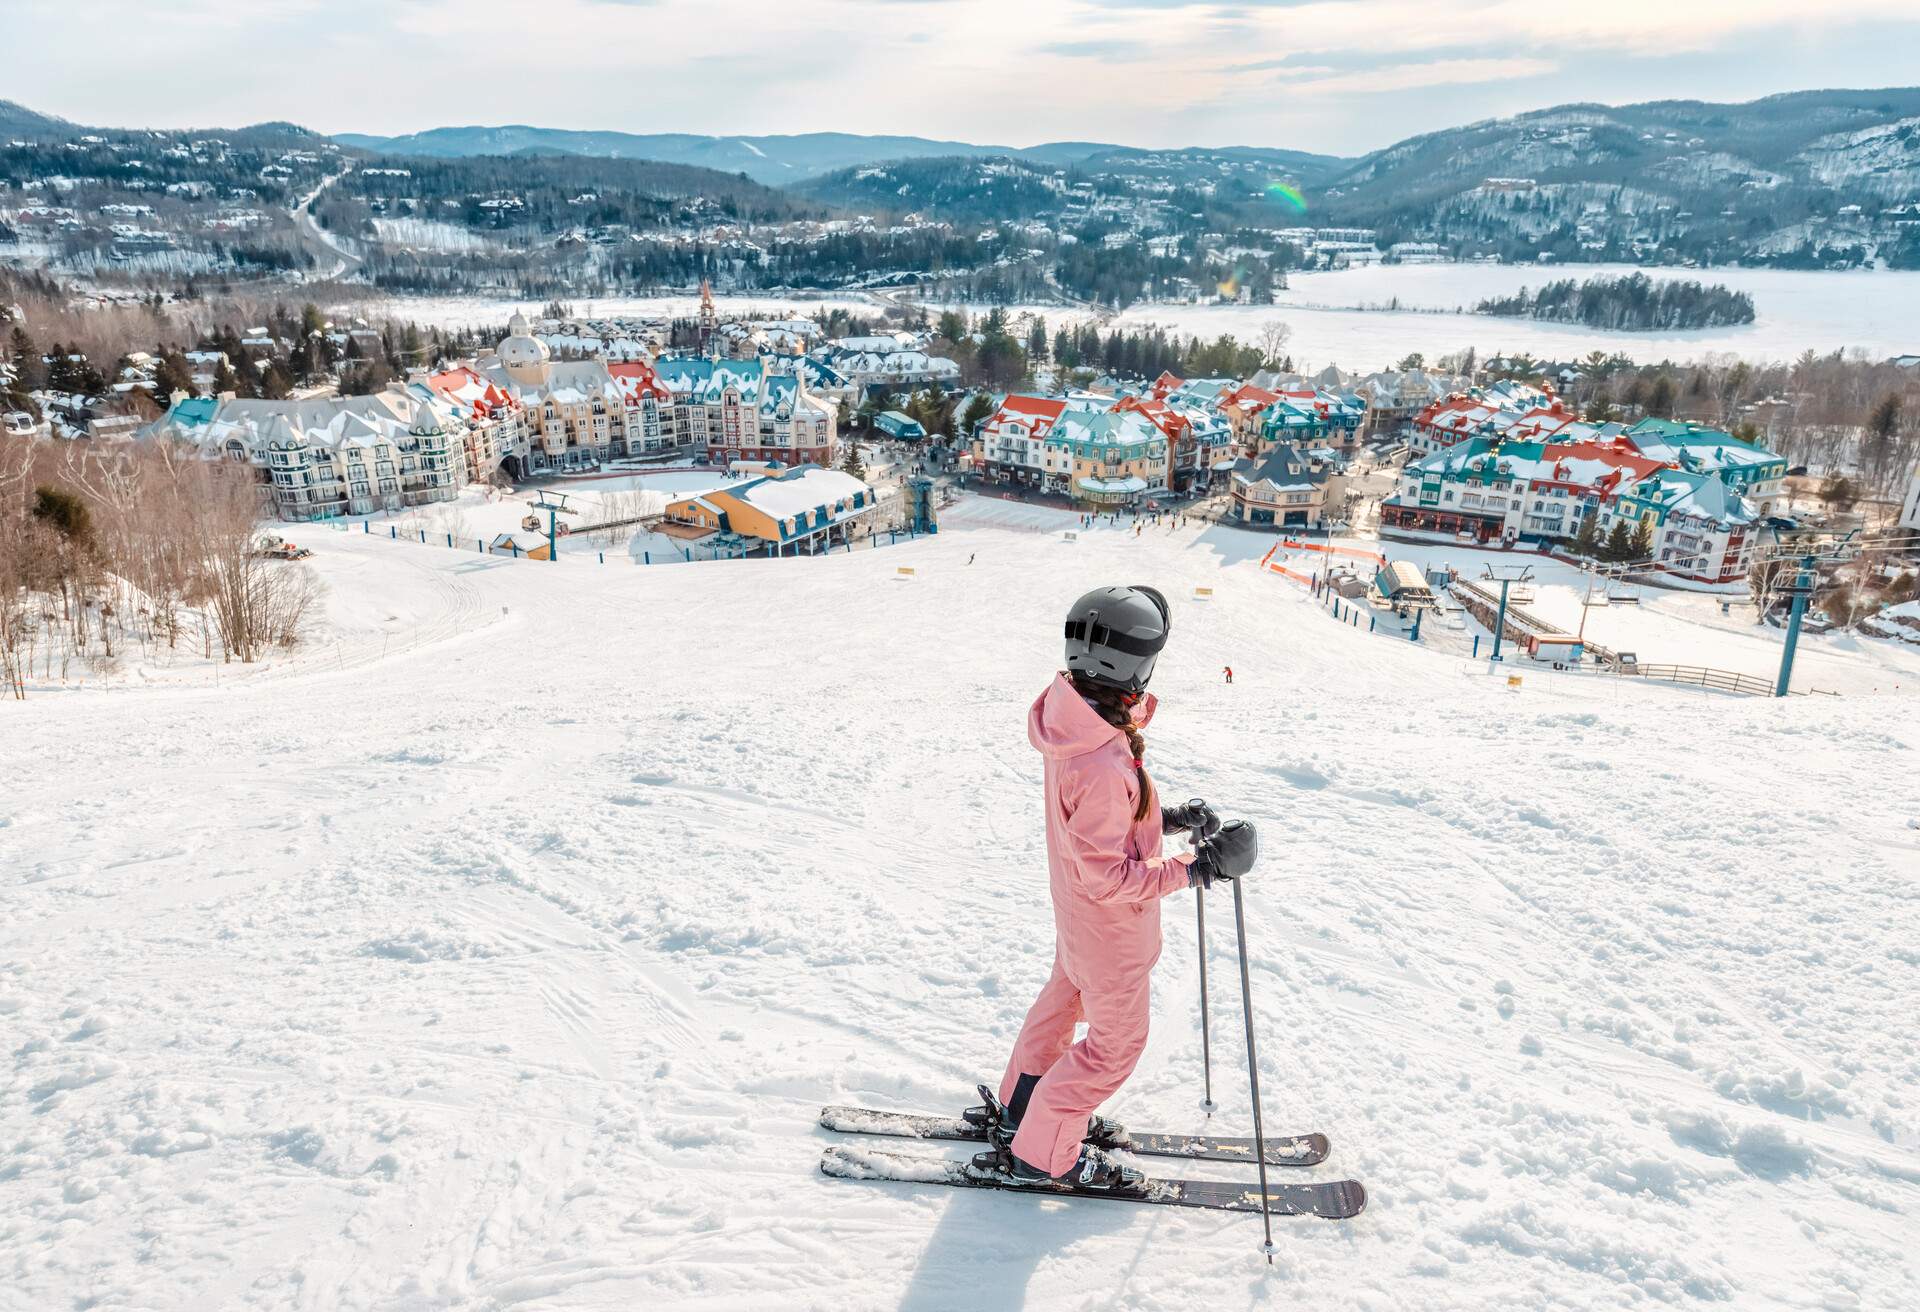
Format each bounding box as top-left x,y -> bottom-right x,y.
145,389 -> 467,521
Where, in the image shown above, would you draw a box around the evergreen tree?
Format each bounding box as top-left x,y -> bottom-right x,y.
8,326 -> 44,389
959,392 -> 993,437
46,345 -> 105,398
1574,511 -> 1600,557
152,351 -> 193,399
1646,375 -> 1676,419
1602,520 -> 1632,561
260,360 -> 292,400
838,435 -> 866,482
1628,517 -> 1653,560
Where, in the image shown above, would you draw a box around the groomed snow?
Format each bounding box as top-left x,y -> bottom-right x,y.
4,506 -> 1918,1310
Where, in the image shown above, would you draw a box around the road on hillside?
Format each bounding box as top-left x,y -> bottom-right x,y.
289,172 -> 361,282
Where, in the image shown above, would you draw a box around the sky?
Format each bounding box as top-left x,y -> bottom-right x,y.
7,0 -> 1920,157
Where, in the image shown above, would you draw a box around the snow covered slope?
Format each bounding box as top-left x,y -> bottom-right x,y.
4,508 -> 1918,1310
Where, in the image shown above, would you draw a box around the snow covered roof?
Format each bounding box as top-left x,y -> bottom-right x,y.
823,348 -> 959,378
1050,409 -> 1164,452
1234,442 -> 1333,493
1625,419 -> 1781,473
147,388 -> 452,457
732,466 -> 872,520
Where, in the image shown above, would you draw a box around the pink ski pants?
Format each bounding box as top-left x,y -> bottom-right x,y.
998,955 -> 1151,1176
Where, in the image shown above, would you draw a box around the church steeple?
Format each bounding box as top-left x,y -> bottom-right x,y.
698,278 -> 717,360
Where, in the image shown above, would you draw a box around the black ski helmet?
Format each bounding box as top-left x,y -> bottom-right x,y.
1064,585 -> 1171,693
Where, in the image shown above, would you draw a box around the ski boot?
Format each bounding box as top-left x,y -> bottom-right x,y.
964,1082 -> 1129,1152
967,1134 -> 1147,1196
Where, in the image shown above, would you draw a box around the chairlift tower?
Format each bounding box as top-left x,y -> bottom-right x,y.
527,490 -> 575,564
1754,526 -> 1917,696
1481,564 -> 1534,662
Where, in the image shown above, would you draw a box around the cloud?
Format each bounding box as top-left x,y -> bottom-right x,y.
1229,44 -> 1488,75
1280,55 -> 1561,96
1039,38 -> 1153,58
4,0 -> 1919,156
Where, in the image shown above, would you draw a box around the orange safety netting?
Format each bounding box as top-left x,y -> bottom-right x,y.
1281,538 -> 1385,565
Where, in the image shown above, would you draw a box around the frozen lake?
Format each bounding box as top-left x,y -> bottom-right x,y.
368,263 -> 1920,373
1113,264 -> 1920,372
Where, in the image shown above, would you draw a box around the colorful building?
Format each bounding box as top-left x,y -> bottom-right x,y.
1621,418 -> 1788,514
663,464 -> 880,555
1229,443 -> 1344,529
1257,389 -> 1366,455
1406,382 -> 1571,454
1050,409 -> 1171,505
1214,382 -> 1282,451
974,395 -> 1069,490
1380,431 -> 1775,583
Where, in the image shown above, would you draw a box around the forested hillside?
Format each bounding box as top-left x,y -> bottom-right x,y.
1313,88 -> 1920,267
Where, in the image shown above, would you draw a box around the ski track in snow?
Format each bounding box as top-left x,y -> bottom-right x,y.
3,507 -> 1918,1311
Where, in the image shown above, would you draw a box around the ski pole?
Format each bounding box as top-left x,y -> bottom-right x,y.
1196,888 -> 1215,1115
1231,867 -> 1277,1263
1187,805 -> 1215,1115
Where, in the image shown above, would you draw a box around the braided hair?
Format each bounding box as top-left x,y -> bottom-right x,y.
1069,672 -> 1155,822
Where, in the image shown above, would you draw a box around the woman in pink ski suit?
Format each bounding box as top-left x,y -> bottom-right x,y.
991,585 -> 1258,1189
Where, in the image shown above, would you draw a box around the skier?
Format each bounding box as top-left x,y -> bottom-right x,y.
1223,665 -> 1234,684
986,585 -> 1259,1192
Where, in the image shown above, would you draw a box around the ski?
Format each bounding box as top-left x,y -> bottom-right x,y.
819,1143 -> 1365,1219
818,1104 -> 1329,1168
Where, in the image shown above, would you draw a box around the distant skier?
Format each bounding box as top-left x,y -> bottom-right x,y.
968,553 -> 976,565
983,585 -> 1259,1193
1223,665 -> 1234,684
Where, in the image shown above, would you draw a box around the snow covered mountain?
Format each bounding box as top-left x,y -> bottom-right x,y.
1316,88 -> 1920,266
326,127 -> 1134,184
4,500 -> 1918,1308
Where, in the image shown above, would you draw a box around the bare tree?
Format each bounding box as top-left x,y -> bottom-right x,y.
1257,320 -> 1293,369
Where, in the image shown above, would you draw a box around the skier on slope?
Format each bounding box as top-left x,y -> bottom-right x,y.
979,584 -> 1259,1192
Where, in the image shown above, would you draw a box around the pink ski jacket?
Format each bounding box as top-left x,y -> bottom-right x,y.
1028,674 -> 1194,989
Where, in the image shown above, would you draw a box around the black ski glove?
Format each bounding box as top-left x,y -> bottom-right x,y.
1161,798 -> 1222,842
1188,820 -> 1258,889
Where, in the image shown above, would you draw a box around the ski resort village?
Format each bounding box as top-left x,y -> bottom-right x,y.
8,22 -> 1920,1309
6,280 -> 1920,1310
